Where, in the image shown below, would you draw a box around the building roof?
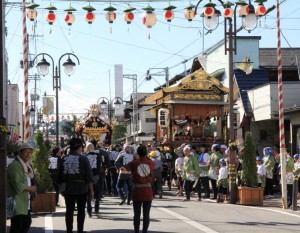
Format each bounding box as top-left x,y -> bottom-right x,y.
260,48 -> 300,69
284,105 -> 300,114
234,69 -> 270,113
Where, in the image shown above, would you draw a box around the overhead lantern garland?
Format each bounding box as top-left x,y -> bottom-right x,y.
164,4 -> 176,32
45,3 -> 57,34
83,4 -> 96,24
184,3 -> 196,22
26,0 -> 39,31
64,5 -> 76,28
104,5 -> 117,33
142,5 -> 157,39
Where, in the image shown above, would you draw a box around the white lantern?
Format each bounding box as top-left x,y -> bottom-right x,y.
255,4 -> 266,16
184,9 -> 195,21
27,9 -> 38,21
142,12 -> 157,28
124,12 -> 134,24
106,12 -> 116,23
238,5 -> 249,17
65,12 -> 75,26
158,108 -> 170,128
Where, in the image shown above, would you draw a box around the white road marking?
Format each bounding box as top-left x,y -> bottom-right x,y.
241,205 -> 300,218
154,204 -> 219,233
45,214 -> 54,233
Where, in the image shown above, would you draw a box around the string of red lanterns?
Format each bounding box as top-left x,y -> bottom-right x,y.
26,1 -> 268,34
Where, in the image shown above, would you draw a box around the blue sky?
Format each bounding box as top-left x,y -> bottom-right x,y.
5,0 -> 300,116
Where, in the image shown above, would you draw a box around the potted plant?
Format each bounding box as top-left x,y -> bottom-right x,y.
31,131 -> 56,213
238,132 -> 264,206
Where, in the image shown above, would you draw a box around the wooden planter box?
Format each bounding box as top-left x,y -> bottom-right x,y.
238,186 -> 264,206
31,192 -> 56,213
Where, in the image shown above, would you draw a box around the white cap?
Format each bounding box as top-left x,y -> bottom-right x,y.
220,145 -> 227,150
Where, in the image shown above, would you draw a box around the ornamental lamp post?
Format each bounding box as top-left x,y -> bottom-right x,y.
33,53 -> 80,146
195,0 -> 269,204
97,97 -> 123,125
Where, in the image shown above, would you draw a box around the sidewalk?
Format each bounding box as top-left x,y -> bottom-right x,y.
260,193 -> 300,210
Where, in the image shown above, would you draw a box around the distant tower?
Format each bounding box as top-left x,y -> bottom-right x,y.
114,64 -> 123,118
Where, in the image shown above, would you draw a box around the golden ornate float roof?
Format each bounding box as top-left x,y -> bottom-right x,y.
162,69 -> 229,94
144,68 -> 229,104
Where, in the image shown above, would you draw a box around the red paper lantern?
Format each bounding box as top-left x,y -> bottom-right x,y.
123,12 -> 134,24
204,7 -> 215,17
164,10 -> 174,22
85,12 -> 95,24
255,4 -> 266,16
224,8 -> 234,18
46,11 -> 56,25
65,12 -> 75,26
238,5 -> 249,17
83,5 -> 96,24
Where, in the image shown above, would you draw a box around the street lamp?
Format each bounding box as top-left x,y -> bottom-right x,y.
33,53 -> 80,146
195,0 -> 269,204
97,97 -> 123,125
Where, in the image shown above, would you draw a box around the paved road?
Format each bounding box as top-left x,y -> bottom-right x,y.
7,190 -> 300,233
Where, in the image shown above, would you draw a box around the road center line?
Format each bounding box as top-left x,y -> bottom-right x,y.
153,204 -> 219,233
45,214 -> 54,233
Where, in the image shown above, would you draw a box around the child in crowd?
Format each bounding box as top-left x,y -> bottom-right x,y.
216,158 -> 228,203
256,156 -> 266,188
175,148 -> 184,196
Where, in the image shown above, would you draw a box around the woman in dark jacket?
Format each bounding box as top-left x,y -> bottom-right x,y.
128,144 -> 155,233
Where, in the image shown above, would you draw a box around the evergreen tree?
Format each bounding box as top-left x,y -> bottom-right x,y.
112,123 -> 127,143
241,132 -> 258,187
32,131 -> 52,193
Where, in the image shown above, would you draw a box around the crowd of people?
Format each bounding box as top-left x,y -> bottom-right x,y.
6,138 -> 300,233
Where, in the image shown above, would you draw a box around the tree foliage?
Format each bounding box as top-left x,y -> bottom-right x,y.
241,132 -> 258,187
32,131 -> 52,193
61,119 -> 75,138
112,123 -> 127,143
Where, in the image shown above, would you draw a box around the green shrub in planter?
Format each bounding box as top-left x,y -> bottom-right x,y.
32,131 -> 52,193
240,132 -> 258,187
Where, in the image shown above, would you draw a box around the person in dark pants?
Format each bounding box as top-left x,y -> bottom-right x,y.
263,147 -> 275,198
285,150 -> 294,208
7,143 -> 37,233
182,146 -> 200,201
57,138 -> 94,233
49,146 -> 62,206
115,145 -> 134,205
198,145 -> 210,199
107,145 -> 120,196
208,144 -> 223,200
128,144 -> 155,233
84,142 -> 102,217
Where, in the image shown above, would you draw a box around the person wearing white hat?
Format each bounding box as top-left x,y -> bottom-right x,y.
220,145 -> 228,157
7,143 -> 37,233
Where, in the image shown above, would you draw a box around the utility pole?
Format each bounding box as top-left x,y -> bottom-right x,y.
28,74 -> 40,137
123,74 -> 137,143
146,67 -> 170,87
